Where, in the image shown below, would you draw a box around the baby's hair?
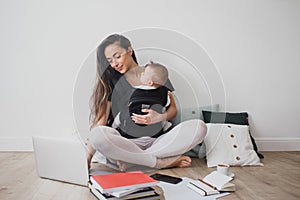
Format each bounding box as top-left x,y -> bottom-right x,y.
145,61 -> 169,86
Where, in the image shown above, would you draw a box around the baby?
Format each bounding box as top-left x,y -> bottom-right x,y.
139,62 -> 169,90
113,62 -> 171,138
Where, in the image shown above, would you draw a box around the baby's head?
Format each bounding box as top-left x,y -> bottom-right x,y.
141,62 -> 169,87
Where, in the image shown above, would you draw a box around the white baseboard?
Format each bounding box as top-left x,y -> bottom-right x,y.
255,137 -> 300,151
0,137 -> 33,152
0,137 -> 299,152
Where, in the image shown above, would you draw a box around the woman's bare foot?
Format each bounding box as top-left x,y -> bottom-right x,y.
116,161 -> 135,171
155,155 -> 192,169
117,161 -> 127,171
171,156 -> 192,168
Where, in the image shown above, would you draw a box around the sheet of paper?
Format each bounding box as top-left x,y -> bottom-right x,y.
203,171 -> 233,190
158,177 -> 230,200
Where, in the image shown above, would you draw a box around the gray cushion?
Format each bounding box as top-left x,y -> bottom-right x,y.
171,104 -> 219,159
171,104 -> 219,126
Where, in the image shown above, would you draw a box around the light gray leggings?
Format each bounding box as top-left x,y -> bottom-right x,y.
90,119 -> 207,168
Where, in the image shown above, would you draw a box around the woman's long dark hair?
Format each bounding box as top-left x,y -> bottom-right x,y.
90,34 -> 137,128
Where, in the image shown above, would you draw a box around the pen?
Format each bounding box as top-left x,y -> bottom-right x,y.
198,179 -> 217,190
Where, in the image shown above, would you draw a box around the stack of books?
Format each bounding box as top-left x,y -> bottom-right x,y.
88,171 -> 160,200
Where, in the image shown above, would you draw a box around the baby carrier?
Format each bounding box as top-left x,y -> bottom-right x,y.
118,86 -> 169,138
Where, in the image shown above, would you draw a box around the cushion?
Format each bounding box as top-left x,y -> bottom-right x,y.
204,123 -> 263,167
202,110 -> 249,125
183,142 -> 206,158
202,111 -> 264,159
172,104 -> 219,126
171,104 -> 219,159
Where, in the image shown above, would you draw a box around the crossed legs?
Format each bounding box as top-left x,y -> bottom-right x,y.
89,119 -> 207,170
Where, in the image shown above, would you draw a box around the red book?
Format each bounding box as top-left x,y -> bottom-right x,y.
90,171 -> 159,194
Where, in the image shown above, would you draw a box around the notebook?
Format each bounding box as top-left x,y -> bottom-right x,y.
32,136 -> 89,186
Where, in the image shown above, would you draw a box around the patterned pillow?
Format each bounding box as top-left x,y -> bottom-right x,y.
204,123 -> 263,167
202,111 -> 264,159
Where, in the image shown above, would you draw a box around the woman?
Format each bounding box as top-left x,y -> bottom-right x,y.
87,34 -> 207,171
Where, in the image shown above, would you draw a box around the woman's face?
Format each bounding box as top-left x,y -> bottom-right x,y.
104,42 -> 134,74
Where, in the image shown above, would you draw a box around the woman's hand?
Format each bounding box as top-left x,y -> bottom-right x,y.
131,109 -> 167,125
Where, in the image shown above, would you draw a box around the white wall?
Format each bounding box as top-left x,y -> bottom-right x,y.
0,0 -> 299,151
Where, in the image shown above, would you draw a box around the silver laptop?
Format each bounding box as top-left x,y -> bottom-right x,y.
32,136 -> 89,186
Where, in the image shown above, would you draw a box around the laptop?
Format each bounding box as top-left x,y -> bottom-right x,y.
32,136 -> 89,186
